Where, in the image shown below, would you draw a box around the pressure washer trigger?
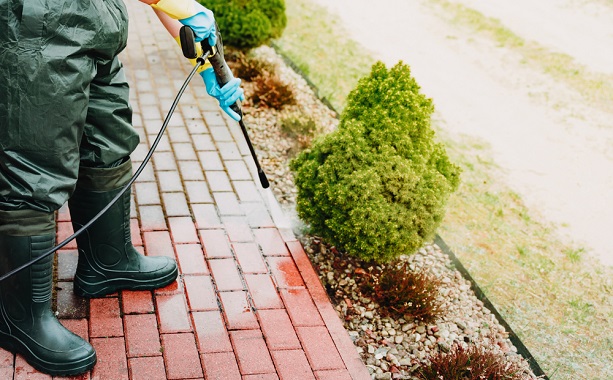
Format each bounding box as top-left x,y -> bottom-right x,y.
179,26 -> 198,59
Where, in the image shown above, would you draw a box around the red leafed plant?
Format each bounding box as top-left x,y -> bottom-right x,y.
415,343 -> 529,380
250,72 -> 295,109
362,261 -> 443,323
227,49 -> 295,110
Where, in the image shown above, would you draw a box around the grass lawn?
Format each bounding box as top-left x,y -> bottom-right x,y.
274,0 -> 613,379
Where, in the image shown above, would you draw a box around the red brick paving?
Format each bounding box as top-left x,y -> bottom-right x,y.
201,352 -> 242,380
184,275 -> 218,311
129,356 -> 167,380
124,314 -> 162,358
121,290 -> 155,315
280,289 -> 325,327
209,258 -> 244,291
14,356 -> 51,380
192,311 -> 233,353
270,349 -> 316,380
91,337 -> 129,380
244,274 -> 285,310
56,221 -> 77,250
257,310 -> 301,351
230,330 -> 275,375
89,298 -> 123,338
315,369 -> 355,380
175,244 -> 210,275
156,294 -> 191,333
297,326 -> 346,371
219,291 -> 260,331
0,2 -> 370,379
161,333 -> 203,379
200,229 -> 234,258
233,243 -> 268,274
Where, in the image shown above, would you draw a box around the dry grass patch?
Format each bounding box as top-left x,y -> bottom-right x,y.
439,131 -> 613,379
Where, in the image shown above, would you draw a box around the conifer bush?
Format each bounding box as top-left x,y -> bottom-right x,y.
201,0 -> 287,49
290,62 -> 461,263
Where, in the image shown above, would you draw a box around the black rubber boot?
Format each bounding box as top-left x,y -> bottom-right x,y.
0,233 -> 97,376
69,185 -> 178,298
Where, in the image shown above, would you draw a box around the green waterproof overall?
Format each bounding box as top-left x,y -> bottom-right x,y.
0,0 -> 139,229
0,1 -> 178,375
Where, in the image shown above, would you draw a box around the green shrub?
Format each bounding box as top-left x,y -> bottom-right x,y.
201,0 -> 287,49
290,62 -> 461,262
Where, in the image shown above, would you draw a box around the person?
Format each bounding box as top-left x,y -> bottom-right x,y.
0,0 -> 243,375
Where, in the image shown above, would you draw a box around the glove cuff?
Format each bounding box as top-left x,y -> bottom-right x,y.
173,36 -> 211,73
151,0 -> 197,20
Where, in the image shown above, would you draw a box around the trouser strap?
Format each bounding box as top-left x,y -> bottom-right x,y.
0,209 -> 55,236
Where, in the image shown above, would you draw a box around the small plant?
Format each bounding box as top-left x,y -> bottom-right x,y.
251,72 -> 295,109
201,0 -> 287,49
362,261 -> 443,322
280,113 -> 319,152
225,49 -> 295,110
227,51 -> 275,81
290,61 -> 461,262
415,344 -> 528,380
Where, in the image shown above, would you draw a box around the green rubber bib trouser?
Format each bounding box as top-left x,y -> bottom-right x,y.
0,0 -> 177,375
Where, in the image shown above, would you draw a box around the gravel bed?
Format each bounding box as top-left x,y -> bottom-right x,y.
303,237 -> 537,379
241,45 -> 537,380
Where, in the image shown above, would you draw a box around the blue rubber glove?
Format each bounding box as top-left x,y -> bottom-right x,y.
201,68 -> 245,121
179,2 -> 217,47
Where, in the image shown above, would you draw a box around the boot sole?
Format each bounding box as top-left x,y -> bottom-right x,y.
0,333 -> 96,376
74,266 -> 179,298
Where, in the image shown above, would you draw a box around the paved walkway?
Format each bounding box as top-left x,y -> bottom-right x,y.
0,3 -> 369,379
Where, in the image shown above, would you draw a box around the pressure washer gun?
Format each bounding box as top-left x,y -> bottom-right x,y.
179,25 -> 270,189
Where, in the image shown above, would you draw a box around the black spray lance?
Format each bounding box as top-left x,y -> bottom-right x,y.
180,25 -> 269,189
